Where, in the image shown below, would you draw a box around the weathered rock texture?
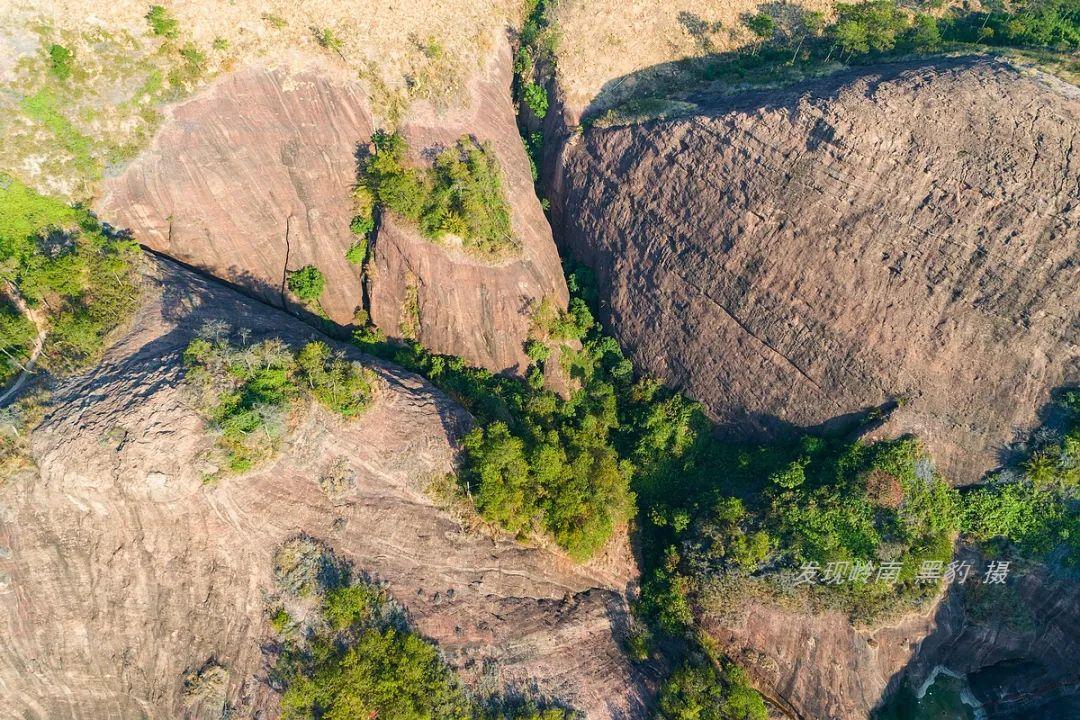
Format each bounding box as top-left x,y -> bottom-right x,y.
98,64 -> 372,325
99,41 -> 568,377
0,261 -> 648,719
904,550 -> 1080,719
704,601 -> 939,719
705,553 -> 1080,720
557,57 -> 1080,482
366,40 -> 569,375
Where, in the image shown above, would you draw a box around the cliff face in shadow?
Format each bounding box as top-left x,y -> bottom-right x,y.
99,41 -> 568,377
0,259 -> 647,720
555,57 -> 1080,483
898,549 -> 1080,719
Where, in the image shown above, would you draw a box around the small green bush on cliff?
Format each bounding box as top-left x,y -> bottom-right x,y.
362,131 -> 517,259
184,331 -> 375,474
287,265 -> 326,304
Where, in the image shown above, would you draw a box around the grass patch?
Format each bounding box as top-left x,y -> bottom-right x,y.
145,5 -> 180,39
363,131 -> 518,259
20,90 -> 100,181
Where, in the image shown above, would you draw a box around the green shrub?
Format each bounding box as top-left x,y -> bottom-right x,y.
523,81 -> 550,118
344,238 -> 367,265
745,12 -> 776,40
832,1 -> 909,55
270,607 -> 292,634
184,335 -> 375,473
0,177 -> 140,373
296,340 -> 376,417
47,44 -> 74,81
363,132 -> 517,258
146,5 -> 180,39
323,584 -> 382,630
287,265 -> 325,303
657,659 -> 768,720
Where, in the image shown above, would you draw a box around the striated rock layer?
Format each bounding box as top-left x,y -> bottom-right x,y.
98,64 -> 372,325
0,260 -> 647,719
556,57 -> 1080,483
99,42 -> 568,376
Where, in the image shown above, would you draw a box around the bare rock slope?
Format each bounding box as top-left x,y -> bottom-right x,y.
0,261 -> 645,719
557,57 -> 1080,482
99,43 -> 567,376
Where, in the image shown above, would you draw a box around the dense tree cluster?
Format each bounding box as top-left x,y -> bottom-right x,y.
362,131 -> 517,259
656,658 -> 767,720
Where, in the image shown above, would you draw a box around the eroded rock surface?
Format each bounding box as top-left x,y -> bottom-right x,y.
557,57 -> 1080,482
705,601 -> 939,720
366,40 -> 569,375
0,260 -> 646,719
100,40 -> 568,377
98,64 -> 372,325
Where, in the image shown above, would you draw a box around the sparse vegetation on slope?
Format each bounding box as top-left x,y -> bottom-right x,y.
589,0 -> 1080,126
269,538 -> 574,720
0,176 -> 141,376
362,131 -> 518,259
184,328 -> 375,474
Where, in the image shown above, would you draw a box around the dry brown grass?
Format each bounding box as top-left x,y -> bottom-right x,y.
551,0 -> 838,113
0,0 -> 519,199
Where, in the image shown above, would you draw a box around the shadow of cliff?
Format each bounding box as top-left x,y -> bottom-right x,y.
578,43 -> 1009,127
61,254 -> 471,448
874,548 -> 1080,719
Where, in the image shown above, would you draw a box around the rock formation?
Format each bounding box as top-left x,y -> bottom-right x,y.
366,40 -> 569,375
98,64 -> 372,325
0,260 -> 646,719
99,38 -> 568,377
555,57 -> 1080,483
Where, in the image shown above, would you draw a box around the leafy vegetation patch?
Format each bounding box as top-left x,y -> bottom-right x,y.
287,265 -> 326,306
269,537 -> 573,720
657,655 -> 767,720
512,0 -> 558,187
0,176 -> 141,377
362,131 -> 518,259
959,390 -> 1079,560
183,329 -> 376,475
